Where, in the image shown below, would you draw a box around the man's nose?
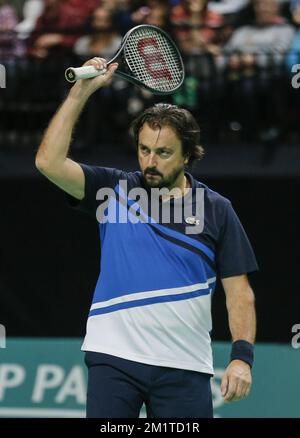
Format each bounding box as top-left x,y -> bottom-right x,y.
147,153 -> 157,167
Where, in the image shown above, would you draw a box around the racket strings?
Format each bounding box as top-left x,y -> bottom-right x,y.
125,27 -> 183,93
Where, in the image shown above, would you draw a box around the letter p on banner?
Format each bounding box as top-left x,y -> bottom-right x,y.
0,64 -> 6,89
0,324 -> 6,348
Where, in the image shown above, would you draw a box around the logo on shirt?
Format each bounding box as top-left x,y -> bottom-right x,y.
185,217 -> 201,226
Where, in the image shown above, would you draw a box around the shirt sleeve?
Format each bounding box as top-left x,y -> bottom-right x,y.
66,163 -> 128,216
216,201 -> 259,278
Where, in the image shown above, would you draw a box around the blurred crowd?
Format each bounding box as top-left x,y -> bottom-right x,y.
1,0 -> 300,149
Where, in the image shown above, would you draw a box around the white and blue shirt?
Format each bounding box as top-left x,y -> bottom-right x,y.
69,165 -> 258,375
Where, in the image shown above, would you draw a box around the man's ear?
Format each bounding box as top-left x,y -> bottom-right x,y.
184,154 -> 190,165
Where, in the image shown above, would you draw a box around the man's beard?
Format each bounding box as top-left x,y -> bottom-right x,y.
142,166 -> 184,189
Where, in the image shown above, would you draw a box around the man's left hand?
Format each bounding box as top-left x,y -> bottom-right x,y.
220,360 -> 252,402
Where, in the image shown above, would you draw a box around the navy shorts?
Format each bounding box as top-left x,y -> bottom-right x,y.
84,351 -> 213,418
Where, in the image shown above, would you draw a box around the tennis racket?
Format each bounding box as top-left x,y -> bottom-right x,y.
65,25 -> 185,95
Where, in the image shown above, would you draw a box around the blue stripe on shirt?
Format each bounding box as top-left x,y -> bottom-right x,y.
89,288 -> 211,317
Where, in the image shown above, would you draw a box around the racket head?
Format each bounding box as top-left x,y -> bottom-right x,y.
114,25 -> 185,95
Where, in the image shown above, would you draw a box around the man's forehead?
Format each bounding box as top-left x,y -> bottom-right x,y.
138,123 -> 181,148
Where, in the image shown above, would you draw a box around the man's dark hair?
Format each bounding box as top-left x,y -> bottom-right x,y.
130,103 -> 205,166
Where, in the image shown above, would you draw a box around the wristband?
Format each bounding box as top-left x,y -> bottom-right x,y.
230,340 -> 254,368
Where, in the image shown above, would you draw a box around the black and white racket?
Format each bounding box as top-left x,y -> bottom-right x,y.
65,25 -> 185,95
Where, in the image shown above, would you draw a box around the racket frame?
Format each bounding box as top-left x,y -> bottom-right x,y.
65,25 -> 185,95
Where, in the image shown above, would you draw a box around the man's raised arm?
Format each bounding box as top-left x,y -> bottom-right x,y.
35,58 -> 118,200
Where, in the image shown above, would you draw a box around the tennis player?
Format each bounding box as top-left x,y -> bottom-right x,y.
35,57 -> 258,418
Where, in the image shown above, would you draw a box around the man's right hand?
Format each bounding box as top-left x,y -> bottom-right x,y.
71,58 -> 119,98
36,57 -> 118,200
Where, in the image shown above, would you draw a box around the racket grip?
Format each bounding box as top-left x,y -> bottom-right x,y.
65,65 -> 107,83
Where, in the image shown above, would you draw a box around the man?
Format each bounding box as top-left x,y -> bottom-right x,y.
35,57 -> 258,418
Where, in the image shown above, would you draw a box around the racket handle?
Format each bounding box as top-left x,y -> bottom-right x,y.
65,65 -> 107,83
